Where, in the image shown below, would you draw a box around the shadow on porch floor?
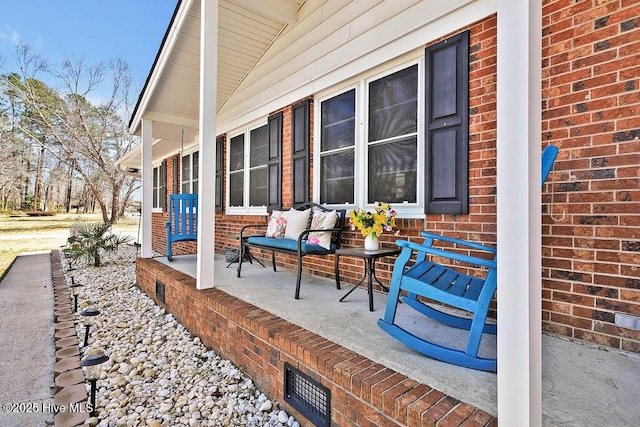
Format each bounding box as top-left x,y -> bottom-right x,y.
157,254 -> 639,426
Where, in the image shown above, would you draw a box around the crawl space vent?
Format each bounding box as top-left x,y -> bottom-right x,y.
284,363 -> 330,427
155,279 -> 165,304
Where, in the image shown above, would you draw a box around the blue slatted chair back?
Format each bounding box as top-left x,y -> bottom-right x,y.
166,193 -> 198,261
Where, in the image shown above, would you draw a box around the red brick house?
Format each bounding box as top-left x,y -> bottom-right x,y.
117,0 -> 640,425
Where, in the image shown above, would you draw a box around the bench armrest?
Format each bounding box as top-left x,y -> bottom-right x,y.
239,224 -> 268,240
297,227 -> 344,251
419,231 -> 496,254
396,239 -> 497,270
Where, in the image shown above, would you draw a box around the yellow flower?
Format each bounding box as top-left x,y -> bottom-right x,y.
348,202 -> 397,238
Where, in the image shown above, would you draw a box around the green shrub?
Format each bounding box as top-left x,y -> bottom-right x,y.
66,221 -> 132,267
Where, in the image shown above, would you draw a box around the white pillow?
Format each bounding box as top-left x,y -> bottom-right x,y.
265,210 -> 287,238
283,208 -> 311,241
307,210 -> 338,250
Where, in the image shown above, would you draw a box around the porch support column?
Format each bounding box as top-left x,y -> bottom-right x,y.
140,118 -> 153,259
196,0 -> 218,290
496,0 -> 542,425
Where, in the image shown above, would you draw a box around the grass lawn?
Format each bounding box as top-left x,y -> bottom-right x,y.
0,213 -> 139,280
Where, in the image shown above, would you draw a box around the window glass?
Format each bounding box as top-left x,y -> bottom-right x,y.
249,124 -> 268,206
192,151 -> 199,194
152,163 -> 166,209
181,154 -> 191,194
367,65 -> 418,203
229,135 -> 244,207
321,90 -> 356,152
321,150 -> 354,204
368,136 -> 417,203
153,166 -> 159,208
181,151 -> 200,194
368,65 -> 418,141
320,89 -> 356,204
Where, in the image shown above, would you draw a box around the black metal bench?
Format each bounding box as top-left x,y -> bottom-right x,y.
237,203 -> 347,299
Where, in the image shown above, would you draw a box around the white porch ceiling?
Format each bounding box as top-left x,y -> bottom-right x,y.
125,0 -> 304,164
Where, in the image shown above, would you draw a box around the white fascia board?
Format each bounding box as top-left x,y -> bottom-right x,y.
129,0 -> 196,136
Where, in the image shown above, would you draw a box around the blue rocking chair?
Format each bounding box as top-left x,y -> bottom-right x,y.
377,145 -> 558,372
166,194 -> 198,261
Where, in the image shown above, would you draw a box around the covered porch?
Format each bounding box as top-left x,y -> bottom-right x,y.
118,0 -> 640,424
141,253 -> 640,426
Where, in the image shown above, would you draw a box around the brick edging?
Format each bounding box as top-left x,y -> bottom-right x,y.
50,250 -> 89,427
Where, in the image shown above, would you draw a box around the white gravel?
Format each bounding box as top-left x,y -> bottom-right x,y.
65,246 -> 299,427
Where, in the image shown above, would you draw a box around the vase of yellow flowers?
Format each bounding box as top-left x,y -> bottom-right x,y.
348,202 -> 397,251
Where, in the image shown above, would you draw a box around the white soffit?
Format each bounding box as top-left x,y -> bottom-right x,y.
131,0 -> 303,137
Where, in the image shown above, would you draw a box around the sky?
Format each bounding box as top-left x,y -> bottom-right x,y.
0,0 -> 178,99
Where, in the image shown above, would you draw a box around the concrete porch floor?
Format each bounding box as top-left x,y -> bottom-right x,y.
157,254 -> 639,426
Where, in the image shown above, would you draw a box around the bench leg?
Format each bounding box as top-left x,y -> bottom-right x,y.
272,251 -> 276,272
236,240 -> 244,278
294,255 -> 303,299
334,253 -> 341,290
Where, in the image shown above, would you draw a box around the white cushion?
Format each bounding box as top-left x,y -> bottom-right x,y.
307,210 -> 338,250
283,208 -> 311,241
265,210 -> 287,238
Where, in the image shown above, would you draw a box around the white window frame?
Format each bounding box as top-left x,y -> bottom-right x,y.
226,119 -> 269,215
181,149 -> 199,194
314,59 -> 425,218
152,162 -> 165,213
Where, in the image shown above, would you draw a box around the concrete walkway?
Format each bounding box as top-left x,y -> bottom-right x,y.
0,252 -> 55,427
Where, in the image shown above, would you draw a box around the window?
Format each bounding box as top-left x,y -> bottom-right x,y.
368,65 -> 418,204
320,90 -> 356,204
227,122 -> 270,213
152,161 -> 166,210
215,136 -> 224,212
317,62 -> 422,215
229,133 -> 244,207
181,151 -> 199,194
316,31 -> 469,216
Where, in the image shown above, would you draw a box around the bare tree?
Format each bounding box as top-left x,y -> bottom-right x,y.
0,45 -> 140,222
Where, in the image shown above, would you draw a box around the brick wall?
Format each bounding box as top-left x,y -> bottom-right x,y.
150,3 -> 640,354
541,0 -> 640,352
136,258 -> 496,426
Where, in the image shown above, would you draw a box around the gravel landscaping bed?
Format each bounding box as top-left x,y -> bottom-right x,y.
67,246 -> 299,427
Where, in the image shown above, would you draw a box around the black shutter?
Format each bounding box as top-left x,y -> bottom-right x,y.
215,136 -> 224,212
172,156 -> 179,195
292,99 -> 310,206
161,159 -> 168,211
267,112 -> 283,212
425,31 -> 469,214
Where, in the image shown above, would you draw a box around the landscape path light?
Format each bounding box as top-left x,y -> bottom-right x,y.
79,308 -> 101,348
80,351 -> 109,417
69,283 -> 83,312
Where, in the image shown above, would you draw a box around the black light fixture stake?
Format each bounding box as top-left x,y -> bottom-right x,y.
69,283 -> 83,312
79,308 -> 101,348
80,352 -> 109,417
